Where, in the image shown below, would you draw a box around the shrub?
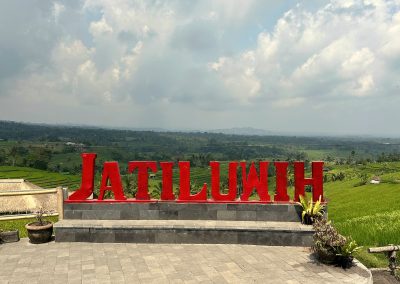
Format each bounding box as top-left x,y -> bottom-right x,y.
312,217 -> 346,264
298,195 -> 324,225
312,217 -> 360,268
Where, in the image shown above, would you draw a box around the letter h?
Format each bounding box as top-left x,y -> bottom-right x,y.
294,161 -> 324,202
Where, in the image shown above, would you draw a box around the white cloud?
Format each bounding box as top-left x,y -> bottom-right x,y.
1,0 -> 400,135
211,0 -> 400,105
89,17 -> 113,37
52,2 -> 65,22
341,48 -> 375,77
273,97 -> 305,108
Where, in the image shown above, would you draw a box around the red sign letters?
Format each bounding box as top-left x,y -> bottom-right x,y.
68,153 -> 324,203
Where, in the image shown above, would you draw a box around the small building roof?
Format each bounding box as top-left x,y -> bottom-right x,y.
0,179 -> 43,192
0,179 -> 55,214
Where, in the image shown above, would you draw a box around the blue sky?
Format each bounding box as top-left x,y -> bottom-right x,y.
0,0 -> 399,136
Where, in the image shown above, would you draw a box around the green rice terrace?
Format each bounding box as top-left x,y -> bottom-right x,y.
323,162 -> 400,267
0,166 -> 81,189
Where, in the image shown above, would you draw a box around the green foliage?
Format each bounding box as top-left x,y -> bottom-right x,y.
312,217 -> 346,263
380,176 -> 400,184
0,149 -> 6,164
150,182 -> 162,199
33,208 -> 53,226
0,166 -> 80,189
336,237 -> 361,257
298,195 -> 324,224
353,248 -> 388,268
353,173 -> 369,187
324,165 -> 400,267
123,174 -> 138,198
2,120 -> 400,176
0,216 -> 58,238
328,171 -> 346,182
312,217 -> 362,268
334,210 -> 400,247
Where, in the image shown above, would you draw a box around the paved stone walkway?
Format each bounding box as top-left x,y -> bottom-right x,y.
0,239 -> 372,284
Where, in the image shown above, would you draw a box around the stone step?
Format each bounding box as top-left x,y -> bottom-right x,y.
54,219 -> 313,246
63,202 -> 303,222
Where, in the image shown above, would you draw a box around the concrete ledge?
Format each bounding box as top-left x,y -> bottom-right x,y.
55,219 -> 313,246
63,202 -> 303,222
354,259 -> 373,284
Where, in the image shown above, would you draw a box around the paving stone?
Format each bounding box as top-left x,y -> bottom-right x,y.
0,239 -> 372,283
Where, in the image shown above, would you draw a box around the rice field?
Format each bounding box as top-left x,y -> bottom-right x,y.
0,216 -> 58,238
0,166 -> 81,189
324,164 -> 400,267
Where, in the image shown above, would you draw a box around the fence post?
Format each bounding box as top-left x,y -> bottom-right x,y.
368,245 -> 399,275
57,187 -> 64,220
389,249 -> 397,275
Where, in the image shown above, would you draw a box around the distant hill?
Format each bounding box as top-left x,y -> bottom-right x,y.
209,127 -> 272,136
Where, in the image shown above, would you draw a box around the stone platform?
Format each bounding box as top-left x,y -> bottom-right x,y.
55,219 -> 313,246
62,202 -> 303,221
55,202 -> 313,246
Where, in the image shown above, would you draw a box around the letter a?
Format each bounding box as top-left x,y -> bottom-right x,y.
98,162 -> 127,200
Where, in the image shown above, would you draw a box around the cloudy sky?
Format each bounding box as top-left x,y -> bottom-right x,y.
1,0 -> 400,136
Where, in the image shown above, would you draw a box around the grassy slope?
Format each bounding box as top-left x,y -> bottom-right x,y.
0,166 -> 80,189
324,164 -> 400,267
0,216 -> 58,238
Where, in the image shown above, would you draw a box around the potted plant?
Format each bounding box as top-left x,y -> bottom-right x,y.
335,237 -> 361,268
298,195 -> 324,225
312,217 -> 361,268
25,208 -> 53,244
312,217 -> 346,264
0,229 -> 20,243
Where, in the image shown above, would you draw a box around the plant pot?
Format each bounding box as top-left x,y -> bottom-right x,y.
314,247 -> 337,264
303,214 -> 313,225
25,221 -> 53,244
338,256 -> 354,269
0,230 -> 20,243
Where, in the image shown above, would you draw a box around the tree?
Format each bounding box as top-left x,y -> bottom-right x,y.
0,149 -> 6,165
359,173 -> 369,185
8,146 -> 28,166
325,155 -> 334,162
26,148 -> 52,170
